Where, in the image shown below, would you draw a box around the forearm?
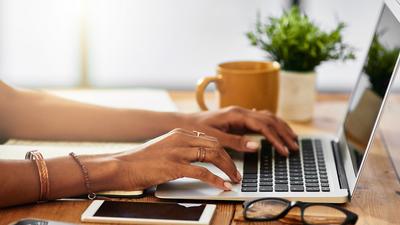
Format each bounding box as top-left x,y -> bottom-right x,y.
0,82 -> 184,142
0,154 -> 119,208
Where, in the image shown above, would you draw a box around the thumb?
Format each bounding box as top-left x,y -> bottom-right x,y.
210,128 -> 259,152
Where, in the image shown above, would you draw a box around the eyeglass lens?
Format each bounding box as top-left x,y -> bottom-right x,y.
303,205 -> 347,225
246,199 -> 348,225
245,199 -> 289,220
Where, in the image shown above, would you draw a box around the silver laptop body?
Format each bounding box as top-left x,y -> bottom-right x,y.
156,0 -> 400,203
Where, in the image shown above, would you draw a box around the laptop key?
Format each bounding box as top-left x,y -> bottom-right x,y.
259,182 -> 273,186
241,187 -> 257,192
322,187 -> 330,192
305,175 -> 318,179
242,183 -> 257,187
290,185 -> 305,192
275,180 -> 288,184
242,179 -> 257,183
289,172 -> 303,177
260,178 -> 273,182
289,169 -> 302,173
321,183 -> 329,187
259,186 -> 273,192
291,181 -> 304,185
275,184 -> 288,192
320,179 -> 329,183
290,177 -> 303,181
306,187 -> 320,192
275,172 -> 287,176
243,174 -> 257,179
275,175 -> 288,180
306,183 -> 319,187
260,174 -> 272,178
305,179 -> 319,183
305,171 -> 317,175
260,171 -> 272,175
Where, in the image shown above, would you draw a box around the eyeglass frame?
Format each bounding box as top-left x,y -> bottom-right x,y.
243,198 -> 358,225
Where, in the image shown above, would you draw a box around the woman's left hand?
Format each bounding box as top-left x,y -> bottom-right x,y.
182,106 -> 298,156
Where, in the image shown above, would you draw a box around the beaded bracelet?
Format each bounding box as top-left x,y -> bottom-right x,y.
69,152 -> 96,200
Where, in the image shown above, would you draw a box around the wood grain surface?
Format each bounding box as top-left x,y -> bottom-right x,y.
0,91 -> 399,225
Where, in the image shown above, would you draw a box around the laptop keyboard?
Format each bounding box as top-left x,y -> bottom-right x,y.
241,139 -> 330,192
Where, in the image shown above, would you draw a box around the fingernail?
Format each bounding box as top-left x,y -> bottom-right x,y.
246,141 -> 259,150
284,146 -> 289,155
224,181 -> 232,190
294,142 -> 299,149
236,170 -> 242,181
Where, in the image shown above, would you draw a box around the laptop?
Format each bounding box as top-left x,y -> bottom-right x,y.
156,0 -> 400,203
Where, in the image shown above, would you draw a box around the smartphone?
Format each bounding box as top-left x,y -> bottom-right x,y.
10,219 -> 75,225
81,200 -> 216,225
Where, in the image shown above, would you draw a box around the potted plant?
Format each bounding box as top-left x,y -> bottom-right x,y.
246,7 -> 355,121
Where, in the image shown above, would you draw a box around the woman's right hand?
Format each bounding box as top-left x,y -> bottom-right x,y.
109,128 -> 242,191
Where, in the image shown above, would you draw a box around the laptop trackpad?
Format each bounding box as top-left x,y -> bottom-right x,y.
156,153 -> 244,197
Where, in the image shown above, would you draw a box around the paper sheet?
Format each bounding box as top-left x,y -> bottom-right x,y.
46,89 -> 177,112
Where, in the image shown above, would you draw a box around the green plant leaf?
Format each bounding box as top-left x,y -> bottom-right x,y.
246,6 -> 355,71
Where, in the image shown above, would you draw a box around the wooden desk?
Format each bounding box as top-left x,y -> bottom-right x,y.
1,91 -> 399,225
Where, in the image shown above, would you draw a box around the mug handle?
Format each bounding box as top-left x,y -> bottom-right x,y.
196,75 -> 222,111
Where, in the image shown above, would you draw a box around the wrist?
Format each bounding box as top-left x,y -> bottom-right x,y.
83,154 -> 121,192
162,112 -> 192,131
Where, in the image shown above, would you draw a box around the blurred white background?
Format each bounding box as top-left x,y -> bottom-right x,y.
1,0 -> 397,91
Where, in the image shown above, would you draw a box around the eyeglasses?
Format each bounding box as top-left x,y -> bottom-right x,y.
243,198 -> 358,225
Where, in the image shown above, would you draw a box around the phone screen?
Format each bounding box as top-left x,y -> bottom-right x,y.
94,201 -> 206,221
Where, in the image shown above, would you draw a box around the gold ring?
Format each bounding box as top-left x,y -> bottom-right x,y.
198,147 -> 206,162
193,130 -> 206,137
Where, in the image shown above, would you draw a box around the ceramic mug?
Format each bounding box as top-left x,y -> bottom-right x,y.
196,61 -> 280,113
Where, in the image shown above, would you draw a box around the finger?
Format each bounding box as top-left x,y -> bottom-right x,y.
243,117 -> 288,156
252,111 -> 298,140
250,113 -> 298,151
171,128 -> 217,141
268,128 -> 290,156
272,121 -> 299,151
255,115 -> 298,151
168,129 -> 220,148
206,128 -> 259,152
278,119 -> 298,139
181,165 -> 232,191
184,147 -> 241,183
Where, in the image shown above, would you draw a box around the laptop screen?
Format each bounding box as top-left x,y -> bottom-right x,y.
340,3 -> 400,195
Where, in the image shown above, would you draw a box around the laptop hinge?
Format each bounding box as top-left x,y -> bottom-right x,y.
331,141 -> 350,198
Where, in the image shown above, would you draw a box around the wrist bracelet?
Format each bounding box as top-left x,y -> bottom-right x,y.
69,152 -> 96,200
25,150 -> 50,202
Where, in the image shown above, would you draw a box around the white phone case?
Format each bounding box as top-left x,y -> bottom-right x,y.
81,200 -> 216,225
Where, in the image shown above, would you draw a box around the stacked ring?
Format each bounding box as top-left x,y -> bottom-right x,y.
197,147 -> 206,162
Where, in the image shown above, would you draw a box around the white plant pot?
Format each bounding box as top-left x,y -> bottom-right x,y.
344,88 -> 382,145
278,70 -> 316,122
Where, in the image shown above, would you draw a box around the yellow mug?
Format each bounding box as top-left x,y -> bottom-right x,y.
196,61 -> 280,113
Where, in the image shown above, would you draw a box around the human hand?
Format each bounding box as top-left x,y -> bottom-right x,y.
111,128 -> 241,191
182,106 -> 298,156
